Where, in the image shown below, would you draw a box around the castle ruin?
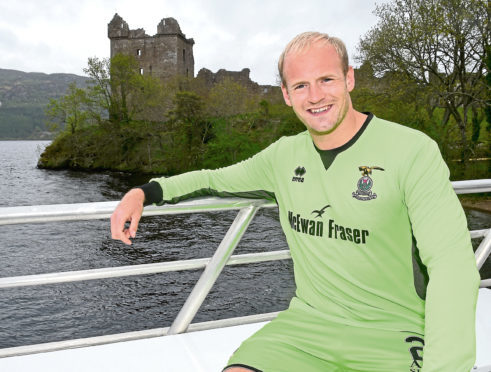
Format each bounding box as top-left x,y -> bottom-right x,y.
107,14 -> 278,96
108,14 -> 195,80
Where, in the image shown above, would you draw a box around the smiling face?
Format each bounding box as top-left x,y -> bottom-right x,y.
281,42 -> 355,137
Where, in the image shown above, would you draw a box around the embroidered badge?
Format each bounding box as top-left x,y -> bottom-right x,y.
352,166 -> 384,201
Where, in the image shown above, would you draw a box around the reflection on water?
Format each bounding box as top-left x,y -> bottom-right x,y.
0,141 -> 489,349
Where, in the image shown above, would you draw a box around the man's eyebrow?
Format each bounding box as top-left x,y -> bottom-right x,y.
319,72 -> 339,79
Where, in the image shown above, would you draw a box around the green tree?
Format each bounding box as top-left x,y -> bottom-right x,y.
352,63 -> 458,156
83,54 -> 162,124
82,57 -> 112,124
167,91 -> 212,167
486,46 -> 491,131
357,0 -> 489,162
45,83 -> 89,134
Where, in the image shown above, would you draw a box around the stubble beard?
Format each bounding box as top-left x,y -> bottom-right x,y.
306,95 -> 350,137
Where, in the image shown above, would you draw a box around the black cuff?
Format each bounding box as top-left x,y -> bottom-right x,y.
136,181 -> 163,206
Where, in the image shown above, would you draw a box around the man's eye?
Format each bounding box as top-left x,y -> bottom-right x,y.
322,78 -> 332,83
294,84 -> 305,90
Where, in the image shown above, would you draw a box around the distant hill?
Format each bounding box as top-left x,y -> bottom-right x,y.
0,68 -> 89,139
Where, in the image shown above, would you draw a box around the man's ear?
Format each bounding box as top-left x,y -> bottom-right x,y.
281,84 -> 292,107
346,66 -> 355,92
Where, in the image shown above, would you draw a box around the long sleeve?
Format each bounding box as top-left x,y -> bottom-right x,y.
402,138 -> 480,371
148,139 -> 280,204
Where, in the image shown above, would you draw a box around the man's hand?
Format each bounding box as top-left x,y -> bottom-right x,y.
110,188 -> 145,245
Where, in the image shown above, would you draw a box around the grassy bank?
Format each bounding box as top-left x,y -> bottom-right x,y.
38,108 -> 305,175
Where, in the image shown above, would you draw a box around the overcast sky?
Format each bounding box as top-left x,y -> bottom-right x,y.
0,0 -> 387,85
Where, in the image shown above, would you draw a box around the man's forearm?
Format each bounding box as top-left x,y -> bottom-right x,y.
422,254 -> 480,371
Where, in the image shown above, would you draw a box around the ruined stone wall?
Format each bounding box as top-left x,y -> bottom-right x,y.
196,68 -> 254,87
196,67 -> 279,96
108,14 -> 194,81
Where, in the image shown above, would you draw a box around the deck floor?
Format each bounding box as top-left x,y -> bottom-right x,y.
0,321 -> 267,372
1,289 -> 490,371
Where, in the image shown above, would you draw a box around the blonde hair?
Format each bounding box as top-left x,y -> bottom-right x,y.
278,32 -> 349,86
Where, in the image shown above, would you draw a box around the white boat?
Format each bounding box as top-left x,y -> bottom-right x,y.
0,179 -> 490,371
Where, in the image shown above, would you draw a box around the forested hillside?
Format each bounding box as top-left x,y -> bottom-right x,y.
0,69 -> 88,139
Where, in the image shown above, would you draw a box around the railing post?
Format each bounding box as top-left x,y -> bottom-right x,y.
167,204 -> 260,335
475,229 -> 491,270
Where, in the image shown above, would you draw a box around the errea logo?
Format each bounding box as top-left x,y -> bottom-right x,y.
292,166 -> 306,182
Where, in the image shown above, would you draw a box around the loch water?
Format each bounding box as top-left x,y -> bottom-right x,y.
0,141 -> 489,348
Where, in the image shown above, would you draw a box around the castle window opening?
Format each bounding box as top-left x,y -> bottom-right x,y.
137,49 -> 141,56
183,49 -> 186,62
139,68 -> 144,75
149,66 -> 152,75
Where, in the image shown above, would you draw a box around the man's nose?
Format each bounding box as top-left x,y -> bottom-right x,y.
308,83 -> 324,104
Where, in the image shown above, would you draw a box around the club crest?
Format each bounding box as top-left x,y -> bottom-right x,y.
352,166 -> 384,201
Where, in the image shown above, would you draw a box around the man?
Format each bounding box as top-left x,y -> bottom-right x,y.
111,32 -> 480,371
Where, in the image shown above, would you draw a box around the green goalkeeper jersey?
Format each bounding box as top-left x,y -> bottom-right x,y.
149,114 -> 479,371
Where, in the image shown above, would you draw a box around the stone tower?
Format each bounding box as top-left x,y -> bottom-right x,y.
108,14 -> 195,80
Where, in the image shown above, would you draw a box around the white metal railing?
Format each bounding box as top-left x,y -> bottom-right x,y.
0,179 -> 490,358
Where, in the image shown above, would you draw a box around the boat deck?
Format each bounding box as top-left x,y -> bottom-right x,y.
1,182 -> 490,371
1,288 -> 490,372
0,321 -> 265,372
